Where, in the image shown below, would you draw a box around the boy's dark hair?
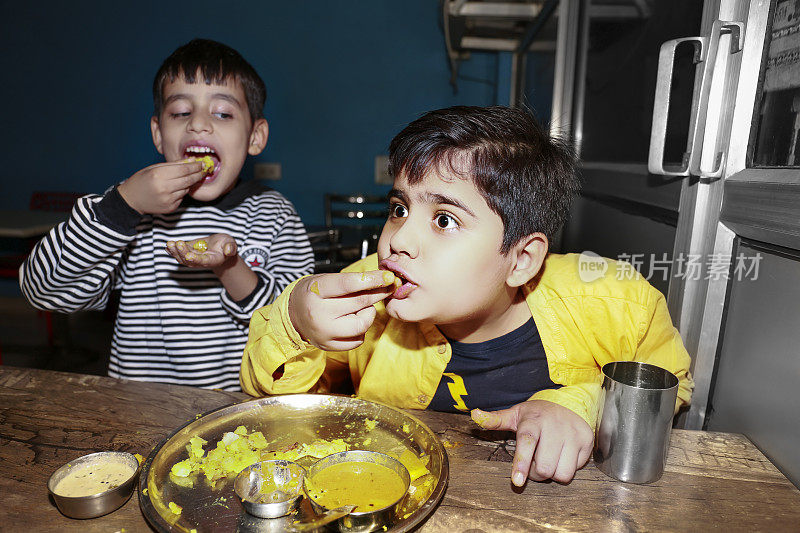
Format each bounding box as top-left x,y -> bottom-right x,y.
388,106 -> 579,253
153,39 -> 266,124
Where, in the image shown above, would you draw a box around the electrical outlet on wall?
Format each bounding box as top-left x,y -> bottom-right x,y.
254,162 -> 281,180
374,155 -> 391,184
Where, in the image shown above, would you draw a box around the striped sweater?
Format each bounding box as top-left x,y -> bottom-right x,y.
20,180 -> 313,390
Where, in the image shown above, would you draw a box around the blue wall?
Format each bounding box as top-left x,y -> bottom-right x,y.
1,1 -> 503,226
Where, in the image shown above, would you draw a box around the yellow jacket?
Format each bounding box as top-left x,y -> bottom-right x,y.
241,253 -> 693,428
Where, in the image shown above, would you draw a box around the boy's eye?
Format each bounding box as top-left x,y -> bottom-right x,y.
170,112 -> 191,118
213,112 -> 233,119
389,203 -> 408,218
434,213 -> 458,230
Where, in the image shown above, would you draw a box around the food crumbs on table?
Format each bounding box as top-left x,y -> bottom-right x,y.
134,453 -> 144,464
209,496 -> 228,507
168,501 -> 182,515
364,418 -> 377,431
402,423 -> 411,433
363,438 -> 372,446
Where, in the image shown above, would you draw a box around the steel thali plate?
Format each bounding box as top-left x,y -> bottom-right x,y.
139,394 -> 449,532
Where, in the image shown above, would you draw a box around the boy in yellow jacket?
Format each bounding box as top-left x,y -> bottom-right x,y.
241,105 -> 693,485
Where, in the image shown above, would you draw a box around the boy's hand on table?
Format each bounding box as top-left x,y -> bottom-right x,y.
471,400 -> 593,485
288,270 -> 397,351
118,160 -> 205,214
166,234 -> 237,269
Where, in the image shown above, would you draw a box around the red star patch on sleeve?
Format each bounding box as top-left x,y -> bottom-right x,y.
241,246 -> 269,269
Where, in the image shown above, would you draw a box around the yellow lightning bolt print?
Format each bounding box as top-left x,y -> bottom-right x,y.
443,372 -> 469,411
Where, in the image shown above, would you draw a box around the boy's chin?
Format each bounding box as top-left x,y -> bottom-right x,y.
384,300 -> 425,323
187,177 -> 235,202
187,187 -> 218,202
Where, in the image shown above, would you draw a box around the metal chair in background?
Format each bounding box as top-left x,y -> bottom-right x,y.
311,193 -> 387,273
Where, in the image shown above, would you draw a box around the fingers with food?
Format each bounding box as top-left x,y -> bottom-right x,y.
166,233 -> 239,270
117,159 -> 206,215
288,271 -> 397,351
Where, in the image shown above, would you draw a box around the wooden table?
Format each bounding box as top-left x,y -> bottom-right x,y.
0,210 -> 66,238
2,366 -> 799,532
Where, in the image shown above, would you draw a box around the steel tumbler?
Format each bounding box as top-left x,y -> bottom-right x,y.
593,361 -> 679,484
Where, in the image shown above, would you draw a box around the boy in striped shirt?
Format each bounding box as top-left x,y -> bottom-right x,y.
21,39 -> 313,390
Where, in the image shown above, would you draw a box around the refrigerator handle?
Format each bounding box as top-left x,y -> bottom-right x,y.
648,35 -> 707,176
691,20 -> 744,178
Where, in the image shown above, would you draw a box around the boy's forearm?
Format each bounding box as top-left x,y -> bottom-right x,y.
214,256 -> 258,302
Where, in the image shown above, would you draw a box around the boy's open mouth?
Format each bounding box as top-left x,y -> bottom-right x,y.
184,145 -> 221,181
391,276 -> 416,299
379,260 -> 418,300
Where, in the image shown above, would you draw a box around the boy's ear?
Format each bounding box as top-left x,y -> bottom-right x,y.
247,119 -> 269,156
506,233 -> 549,288
150,116 -> 164,155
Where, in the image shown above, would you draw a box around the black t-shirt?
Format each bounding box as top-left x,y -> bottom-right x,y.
427,317 -> 555,413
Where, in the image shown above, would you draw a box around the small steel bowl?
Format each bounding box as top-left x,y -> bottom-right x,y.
304,450 -> 411,533
48,451 -> 140,519
234,460 -> 306,519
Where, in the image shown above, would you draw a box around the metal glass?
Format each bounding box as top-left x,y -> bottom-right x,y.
594,361 -> 679,484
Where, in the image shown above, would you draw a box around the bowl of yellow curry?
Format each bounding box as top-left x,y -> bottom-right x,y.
304,450 -> 411,533
48,451 -> 140,519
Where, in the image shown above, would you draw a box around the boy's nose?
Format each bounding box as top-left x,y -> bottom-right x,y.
188,113 -> 212,134
388,216 -> 420,258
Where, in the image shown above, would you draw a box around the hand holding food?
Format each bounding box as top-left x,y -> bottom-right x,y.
118,159 -> 206,214
288,271 -> 397,351
195,155 -> 216,175
166,233 -> 238,269
471,400 -> 593,485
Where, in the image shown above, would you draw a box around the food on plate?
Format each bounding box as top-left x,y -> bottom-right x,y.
166,422 -> 435,513
391,449 -> 429,482
169,426 -> 349,486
